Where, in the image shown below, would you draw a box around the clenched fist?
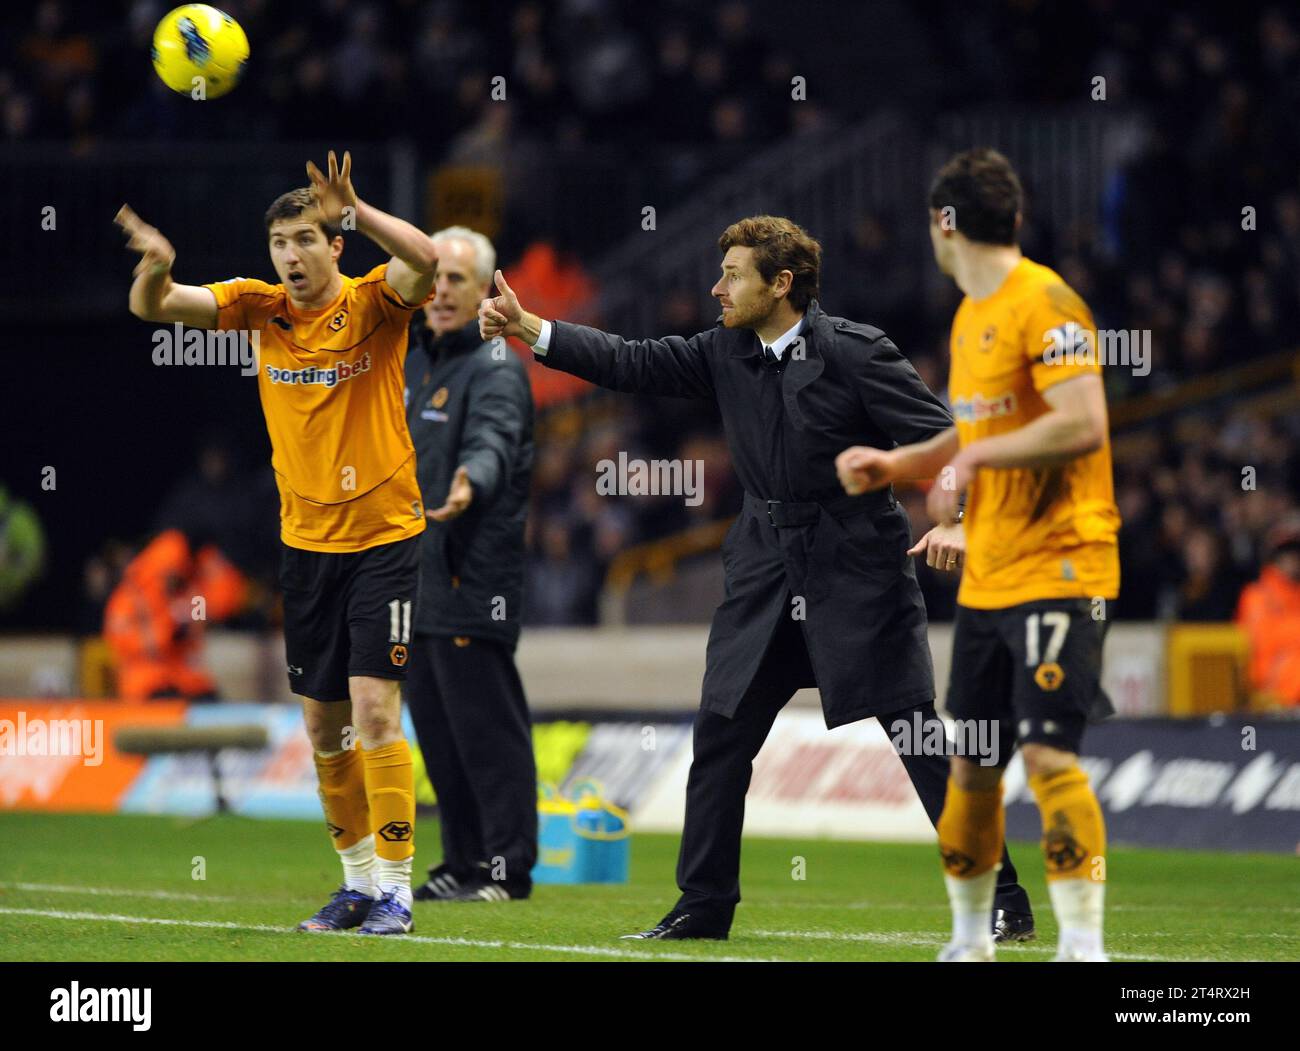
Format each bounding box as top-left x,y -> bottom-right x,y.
835,445 -> 897,495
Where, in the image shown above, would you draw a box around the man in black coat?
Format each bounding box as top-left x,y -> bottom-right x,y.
405,226 -> 537,902
479,215 -> 1033,940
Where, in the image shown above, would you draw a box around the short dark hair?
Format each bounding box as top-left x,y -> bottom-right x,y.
718,215 -> 821,310
928,148 -> 1023,246
264,188 -> 341,241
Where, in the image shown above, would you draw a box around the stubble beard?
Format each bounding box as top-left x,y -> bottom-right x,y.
728,294 -> 776,332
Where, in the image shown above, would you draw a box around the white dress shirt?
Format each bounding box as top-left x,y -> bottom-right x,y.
763,316 -> 805,360
534,319 -> 554,355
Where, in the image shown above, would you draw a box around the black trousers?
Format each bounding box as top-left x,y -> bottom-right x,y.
405,634 -> 538,889
674,612 -> 1031,928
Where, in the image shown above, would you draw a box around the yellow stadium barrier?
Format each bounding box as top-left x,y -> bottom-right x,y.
1165,623 -> 1253,716
78,636 -> 116,698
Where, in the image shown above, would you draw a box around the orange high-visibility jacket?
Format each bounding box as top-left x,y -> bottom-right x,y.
1236,565 -> 1300,707
103,530 -> 246,700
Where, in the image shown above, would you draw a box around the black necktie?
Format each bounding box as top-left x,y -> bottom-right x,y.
762,343 -> 781,370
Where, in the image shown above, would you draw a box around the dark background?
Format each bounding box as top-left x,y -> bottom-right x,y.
4,0 -> 1298,631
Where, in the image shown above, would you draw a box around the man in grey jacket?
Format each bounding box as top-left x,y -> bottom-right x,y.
405,226 -> 537,902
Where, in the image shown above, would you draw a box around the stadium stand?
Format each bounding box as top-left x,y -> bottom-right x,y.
1,0 -> 1297,651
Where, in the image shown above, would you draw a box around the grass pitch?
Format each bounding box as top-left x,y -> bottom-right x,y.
0,812 -> 1295,962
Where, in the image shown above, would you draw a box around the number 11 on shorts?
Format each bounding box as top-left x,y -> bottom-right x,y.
389,599 -> 411,644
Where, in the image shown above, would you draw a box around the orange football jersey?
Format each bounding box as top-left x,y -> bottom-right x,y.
948,257 -> 1120,608
205,264 -> 425,553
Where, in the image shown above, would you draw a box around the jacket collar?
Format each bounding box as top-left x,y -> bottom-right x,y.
414,316 -> 482,360
726,300 -> 822,358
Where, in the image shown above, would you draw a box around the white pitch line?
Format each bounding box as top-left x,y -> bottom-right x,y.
0,881 -> 243,903
595,898 -> 951,911
13,884 -> 1292,921
751,927 -> 946,947
0,907 -> 784,963
1108,904 -> 1300,913
4,886 -> 1279,961
747,928 -> 1247,962
605,898 -> 1300,915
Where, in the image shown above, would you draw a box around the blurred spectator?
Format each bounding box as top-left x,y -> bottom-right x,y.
153,441 -> 279,618
504,242 -> 597,408
154,442 -> 243,549
0,485 -> 45,612
103,529 -> 247,700
76,540 -> 134,638
1236,517 -> 1300,707
11,1 -> 1300,628
1174,527 -> 1242,621
524,518 -> 602,625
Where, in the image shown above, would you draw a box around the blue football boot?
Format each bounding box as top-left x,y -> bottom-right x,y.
296,886 -> 375,932
358,889 -> 414,935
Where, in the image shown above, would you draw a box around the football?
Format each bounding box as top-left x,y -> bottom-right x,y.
151,4 -> 249,100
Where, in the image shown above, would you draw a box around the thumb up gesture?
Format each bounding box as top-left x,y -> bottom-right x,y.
479,270 -> 539,344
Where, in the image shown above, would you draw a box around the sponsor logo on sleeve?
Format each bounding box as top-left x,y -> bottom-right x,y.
952,391 -> 1017,423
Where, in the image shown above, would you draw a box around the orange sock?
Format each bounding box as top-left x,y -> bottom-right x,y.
313,747 -> 370,850
936,777 -> 1004,879
1028,766 -> 1106,881
362,739 -> 415,862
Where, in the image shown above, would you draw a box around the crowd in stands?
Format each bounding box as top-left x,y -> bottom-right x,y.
7,0 -> 817,149
9,0 -> 1300,631
514,2 -> 1300,627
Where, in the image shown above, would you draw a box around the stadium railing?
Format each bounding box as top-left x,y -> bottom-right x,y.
587,107 -> 1142,337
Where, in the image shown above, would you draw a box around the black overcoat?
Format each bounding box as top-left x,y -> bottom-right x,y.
538,300 -> 953,727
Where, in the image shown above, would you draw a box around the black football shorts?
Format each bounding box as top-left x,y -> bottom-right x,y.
280,535 -> 421,701
945,597 -> 1113,764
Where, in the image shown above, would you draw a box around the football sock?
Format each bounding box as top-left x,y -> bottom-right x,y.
1029,765 -> 1106,955
313,747 -> 372,852
1047,879 -> 1106,958
944,868 -> 999,947
1028,765 -> 1105,880
936,778 -> 1004,947
375,858 -> 414,908
337,834 -> 378,897
936,777 -> 1005,879
362,739 -> 415,895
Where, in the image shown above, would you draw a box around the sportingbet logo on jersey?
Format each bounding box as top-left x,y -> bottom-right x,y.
952,391 -> 1018,423
266,351 -> 372,388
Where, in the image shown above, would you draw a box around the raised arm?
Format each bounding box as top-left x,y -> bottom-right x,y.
115,204 -> 218,327
478,270 -> 714,398
305,150 -> 436,306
